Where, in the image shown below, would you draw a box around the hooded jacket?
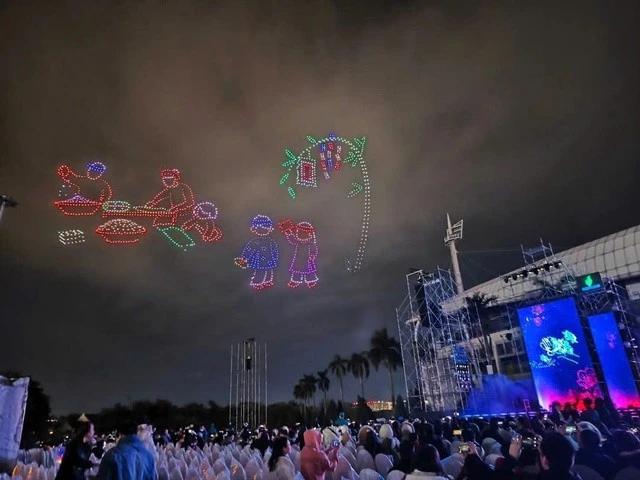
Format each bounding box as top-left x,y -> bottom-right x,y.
300,430 -> 338,480
97,435 -> 156,480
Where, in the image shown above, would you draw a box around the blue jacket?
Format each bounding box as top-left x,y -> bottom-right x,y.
97,435 -> 156,480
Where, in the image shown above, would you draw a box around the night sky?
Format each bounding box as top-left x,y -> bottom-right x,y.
1,1 -> 639,415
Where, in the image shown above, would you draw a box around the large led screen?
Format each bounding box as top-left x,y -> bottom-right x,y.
588,312 -> 640,408
518,297 -> 602,409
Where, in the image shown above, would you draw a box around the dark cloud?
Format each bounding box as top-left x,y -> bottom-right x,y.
1,0 -> 639,413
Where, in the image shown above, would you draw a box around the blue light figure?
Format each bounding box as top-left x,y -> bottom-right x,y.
234,215 -> 279,290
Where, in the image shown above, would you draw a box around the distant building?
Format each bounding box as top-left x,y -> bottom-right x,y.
351,400 -> 393,411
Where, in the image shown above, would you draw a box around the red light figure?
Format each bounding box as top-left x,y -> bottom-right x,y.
145,169 -> 195,227
57,162 -> 113,203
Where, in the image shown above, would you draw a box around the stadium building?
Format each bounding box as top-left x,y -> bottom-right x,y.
396,222 -> 640,415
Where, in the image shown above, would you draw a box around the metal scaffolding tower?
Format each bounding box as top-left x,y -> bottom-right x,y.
229,338 -> 268,430
397,268 -> 483,413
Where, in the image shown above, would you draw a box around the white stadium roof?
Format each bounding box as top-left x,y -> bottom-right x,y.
462,224 -> 640,304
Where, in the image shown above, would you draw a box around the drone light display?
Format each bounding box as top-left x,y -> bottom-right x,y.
279,133 -> 370,272
55,165 -> 222,250
278,219 -> 319,289
58,230 -> 86,245
235,214 -> 280,290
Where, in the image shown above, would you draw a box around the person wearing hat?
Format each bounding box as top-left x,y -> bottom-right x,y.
144,168 -> 195,227
235,214 -> 280,290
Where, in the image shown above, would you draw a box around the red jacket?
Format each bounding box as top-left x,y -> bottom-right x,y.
300,430 -> 338,480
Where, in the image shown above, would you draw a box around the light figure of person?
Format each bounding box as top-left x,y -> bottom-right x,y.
57,161 -> 113,203
235,215 -> 279,290
182,202 -> 222,242
145,168 -> 195,227
279,219 -> 319,288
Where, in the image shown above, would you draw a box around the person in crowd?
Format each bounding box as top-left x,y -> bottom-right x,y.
97,421 -> 156,480
549,402 -> 566,425
160,429 -> 171,446
593,398 -> 614,429
580,398 -> 610,436
251,431 -> 270,457
380,424 -> 400,463
603,397 -> 622,425
574,428 -> 616,479
390,440 -> 415,474
462,431 -> 581,479
534,432 -> 580,479
461,429 -> 484,459
300,429 -> 338,480
481,418 -> 505,445
609,430 -> 640,479
562,403 -> 581,423
405,444 -> 452,480
362,428 -> 382,458
55,422 -> 98,480
268,436 -> 296,480
432,422 -> 451,460
137,425 -> 155,453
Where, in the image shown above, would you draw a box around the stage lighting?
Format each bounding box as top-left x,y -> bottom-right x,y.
503,277 -> 509,284
512,274 -> 518,281
544,264 -> 551,272
553,261 -> 562,268
521,270 -> 528,278
531,267 -> 539,275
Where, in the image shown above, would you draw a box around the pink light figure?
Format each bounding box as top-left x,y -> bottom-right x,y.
145,169 -> 195,227
279,219 -> 319,289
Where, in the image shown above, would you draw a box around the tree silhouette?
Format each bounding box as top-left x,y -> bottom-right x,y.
293,381 -> 308,420
301,374 -> 318,409
348,353 -> 370,399
368,328 -> 403,406
465,292 -> 498,371
316,370 -> 330,414
328,355 -> 349,404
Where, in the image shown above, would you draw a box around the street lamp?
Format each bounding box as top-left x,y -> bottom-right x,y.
0,194 -> 18,226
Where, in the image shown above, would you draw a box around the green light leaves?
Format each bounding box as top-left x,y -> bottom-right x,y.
347,182 -> 363,198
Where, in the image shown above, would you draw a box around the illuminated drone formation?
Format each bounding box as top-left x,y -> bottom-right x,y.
235,215 -> 280,290
279,219 -> 319,289
55,164 -> 222,251
58,230 -> 86,245
279,133 -> 370,273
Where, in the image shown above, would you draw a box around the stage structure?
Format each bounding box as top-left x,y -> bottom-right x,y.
463,240 -> 639,412
397,267 -> 484,413
501,242 -> 639,381
229,339 -> 268,430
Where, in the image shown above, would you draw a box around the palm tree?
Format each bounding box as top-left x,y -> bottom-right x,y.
348,352 -> 370,399
328,355 -> 349,404
317,370 -> 330,413
466,292 -> 498,372
293,381 -> 307,418
368,328 -> 403,407
302,374 -> 318,410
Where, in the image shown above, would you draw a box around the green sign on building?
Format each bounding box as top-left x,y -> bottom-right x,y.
576,272 -> 603,292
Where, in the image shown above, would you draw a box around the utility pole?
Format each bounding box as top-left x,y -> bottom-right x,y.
0,195 -> 18,227
444,213 -> 464,295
